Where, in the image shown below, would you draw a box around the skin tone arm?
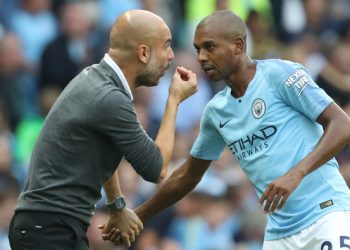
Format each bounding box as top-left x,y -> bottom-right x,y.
259,102 -> 350,213
100,169 -> 143,247
154,67 -> 198,183
135,156 -> 211,222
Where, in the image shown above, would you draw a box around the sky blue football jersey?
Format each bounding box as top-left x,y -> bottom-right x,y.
190,59 -> 350,240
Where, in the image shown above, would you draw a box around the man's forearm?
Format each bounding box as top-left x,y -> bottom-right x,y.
135,163 -> 200,222
155,96 -> 179,181
103,169 -> 122,202
293,103 -> 350,177
154,67 -> 198,182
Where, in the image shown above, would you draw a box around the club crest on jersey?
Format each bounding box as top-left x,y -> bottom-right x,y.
252,98 -> 266,119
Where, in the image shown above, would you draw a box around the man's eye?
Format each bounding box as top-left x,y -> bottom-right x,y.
206,45 -> 215,50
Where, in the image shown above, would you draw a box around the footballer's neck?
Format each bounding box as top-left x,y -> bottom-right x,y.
228,59 -> 256,98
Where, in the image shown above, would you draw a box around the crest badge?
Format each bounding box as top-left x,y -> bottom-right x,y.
252,98 -> 266,119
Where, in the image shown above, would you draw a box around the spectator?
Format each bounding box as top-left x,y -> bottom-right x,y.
0,32 -> 36,131
8,0 -> 57,69
39,1 -> 100,91
316,42 -> 350,108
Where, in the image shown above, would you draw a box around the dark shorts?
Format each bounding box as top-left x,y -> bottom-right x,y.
8,211 -> 89,250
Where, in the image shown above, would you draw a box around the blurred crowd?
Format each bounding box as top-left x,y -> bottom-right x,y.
0,0 -> 350,250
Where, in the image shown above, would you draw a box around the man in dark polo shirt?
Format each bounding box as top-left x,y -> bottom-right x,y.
8,10 -> 198,250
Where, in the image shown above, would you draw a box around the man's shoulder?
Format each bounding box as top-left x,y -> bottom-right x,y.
259,59 -> 304,73
75,62 -> 127,93
258,59 -> 306,85
59,64 -> 130,111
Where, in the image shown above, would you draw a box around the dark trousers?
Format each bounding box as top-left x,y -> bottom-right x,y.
8,211 -> 89,250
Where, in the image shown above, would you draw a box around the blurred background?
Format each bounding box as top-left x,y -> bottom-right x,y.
0,0 -> 350,249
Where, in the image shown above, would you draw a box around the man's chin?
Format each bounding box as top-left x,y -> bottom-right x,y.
206,74 -> 222,82
143,80 -> 160,87
152,81 -> 160,86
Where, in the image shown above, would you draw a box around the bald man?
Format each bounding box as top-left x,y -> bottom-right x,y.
8,10 -> 197,250
132,10 -> 350,249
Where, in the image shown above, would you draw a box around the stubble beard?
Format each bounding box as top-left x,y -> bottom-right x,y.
136,53 -> 163,87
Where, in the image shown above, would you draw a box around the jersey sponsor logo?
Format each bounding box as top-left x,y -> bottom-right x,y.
319,199 -> 333,209
284,69 -> 311,97
252,98 -> 266,119
219,119 -> 231,128
227,125 -> 277,160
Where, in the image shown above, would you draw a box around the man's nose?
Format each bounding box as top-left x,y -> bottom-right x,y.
198,49 -> 208,62
168,47 -> 174,61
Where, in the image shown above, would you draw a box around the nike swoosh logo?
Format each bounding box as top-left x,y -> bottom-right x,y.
219,119 -> 231,128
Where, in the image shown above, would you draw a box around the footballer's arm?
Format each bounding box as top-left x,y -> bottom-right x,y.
135,156 -> 211,222
259,102 -> 350,213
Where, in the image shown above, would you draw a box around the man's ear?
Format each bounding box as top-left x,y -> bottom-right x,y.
137,45 -> 151,64
234,36 -> 244,55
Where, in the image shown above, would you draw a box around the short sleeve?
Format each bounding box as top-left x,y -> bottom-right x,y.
275,62 -> 333,121
89,90 -> 162,182
190,104 -> 226,160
